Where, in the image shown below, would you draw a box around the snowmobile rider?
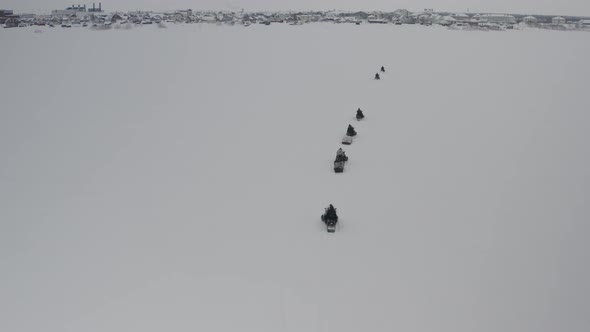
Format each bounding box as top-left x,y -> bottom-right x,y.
335,148 -> 348,162
356,108 -> 364,120
381,66 -> 385,72
347,124 -> 357,137
324,204 -> 338,223
375,73 -> 381,80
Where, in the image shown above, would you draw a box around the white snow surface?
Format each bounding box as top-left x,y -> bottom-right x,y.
1,24 -> 590,332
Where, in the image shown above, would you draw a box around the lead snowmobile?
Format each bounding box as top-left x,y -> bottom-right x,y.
321,204 -> 338,232
380,66 -> 385,73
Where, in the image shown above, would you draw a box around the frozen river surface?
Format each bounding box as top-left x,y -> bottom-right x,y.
1,24 -> 590,332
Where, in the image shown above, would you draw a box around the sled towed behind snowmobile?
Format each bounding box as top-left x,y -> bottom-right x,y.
342,136 -> 353,145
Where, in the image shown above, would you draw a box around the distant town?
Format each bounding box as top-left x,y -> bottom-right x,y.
2,3 -> 590,31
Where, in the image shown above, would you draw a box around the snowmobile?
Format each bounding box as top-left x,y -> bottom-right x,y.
326,220 -> 337,233
335,148 -> 348,162
334,160 -> 345,173
356,109 -> 365,121
321,207 -> 338,233
346,126 -> 357,137
335,154 -> 348,163
380,66 -> 385,73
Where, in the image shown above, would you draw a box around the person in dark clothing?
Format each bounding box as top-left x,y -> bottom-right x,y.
375,73 -> 380,80
381,66 -> 385,72
322,204 -> 338,224
356,108 -> 364,120
335,148 -> 348,162
347,124 -> 357,137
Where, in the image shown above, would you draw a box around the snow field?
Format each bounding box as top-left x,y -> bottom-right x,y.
1,23 -> 590,332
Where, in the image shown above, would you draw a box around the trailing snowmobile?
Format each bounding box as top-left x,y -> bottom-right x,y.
321,205 -> 338,233
335,148 -> 348,162
356,108 -> 365,121
375,73 -> 381,80
334,160 -> 345,173
334,148 -> 347,173
346,124 -> 357,137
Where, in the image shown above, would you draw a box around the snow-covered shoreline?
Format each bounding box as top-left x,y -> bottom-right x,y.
3,8 -> 590,31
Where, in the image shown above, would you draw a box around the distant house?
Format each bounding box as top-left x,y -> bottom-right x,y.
478,14 -> 516,24
393,9 -> 410,17
200,15 -> 216,23
437,16 -> 457,26
552,16 -> 566,25
176,9 -> 192,17
4,17 -> 19,28
20,13 -> 37,20
399,14 -> 416,24
417,14 -> 432,25
220,14 -> 234,23
52,9 -> 79,16
52,4 -> 88,16
0,9 -> 15,24
111,13 -> 124,23
523,16 -> 538,25
577,19 -> 590,28
451,13 -> 470,22
367,15 -> 388,24
429,14 -> 447,25
350,11 -> 370,20
296,14 -> 314,23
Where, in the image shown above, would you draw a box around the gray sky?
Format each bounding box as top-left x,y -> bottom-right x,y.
2,0 -> 590,16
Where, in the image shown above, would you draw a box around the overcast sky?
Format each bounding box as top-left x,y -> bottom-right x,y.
2,0 -> 590,16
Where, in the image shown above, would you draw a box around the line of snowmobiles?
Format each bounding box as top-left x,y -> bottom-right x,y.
322,66 -> 384,233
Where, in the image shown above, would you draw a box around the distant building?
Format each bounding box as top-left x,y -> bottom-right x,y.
367,15 -> 388,24
577,19 -> 590,28
87,3 -> 103,13
296,14 -> 314,23
552,16 -> 566,25
478,14 -> 516,24
451,13 -> 470,22
111,13 -> 124,22
4,17 -> 19,27
417,14 -> 432,25
176,9 -> 192,16
392,9 -> 408,17
66,4 -> 86,11
436,15 -> 457,26
52,4 -> 87,16
523,16 -> 538,25
200,14 -> 216,23
0,9 -> 17,24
